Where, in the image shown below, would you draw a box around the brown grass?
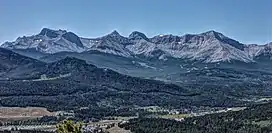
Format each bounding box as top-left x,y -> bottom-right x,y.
0,107 -> 53,118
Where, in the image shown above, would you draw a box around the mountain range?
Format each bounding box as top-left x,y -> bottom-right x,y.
2,28 -> 272,63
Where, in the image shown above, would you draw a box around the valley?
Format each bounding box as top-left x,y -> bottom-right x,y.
0,28 -> 272,132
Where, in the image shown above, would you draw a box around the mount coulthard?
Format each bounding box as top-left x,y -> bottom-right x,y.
2,28 -> 272,63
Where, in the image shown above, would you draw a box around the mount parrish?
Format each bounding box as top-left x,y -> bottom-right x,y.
2,28 -> 272,63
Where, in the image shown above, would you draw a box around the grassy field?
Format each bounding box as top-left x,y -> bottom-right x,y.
0,107 -> 53,117
0,107 -> 54,123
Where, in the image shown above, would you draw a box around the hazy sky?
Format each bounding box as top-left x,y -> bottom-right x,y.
1,0 -> 271,44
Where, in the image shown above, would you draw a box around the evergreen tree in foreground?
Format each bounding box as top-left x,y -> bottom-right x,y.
56,120 -> 82,133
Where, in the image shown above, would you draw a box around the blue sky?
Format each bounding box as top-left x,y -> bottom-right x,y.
1,0 -> 271,44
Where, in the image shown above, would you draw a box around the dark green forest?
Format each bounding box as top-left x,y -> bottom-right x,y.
119,102 -> 272,133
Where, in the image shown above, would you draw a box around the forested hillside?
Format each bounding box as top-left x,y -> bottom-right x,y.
119,102 -> 272,133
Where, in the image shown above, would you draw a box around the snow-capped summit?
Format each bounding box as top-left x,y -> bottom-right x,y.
2,28 -> 85,54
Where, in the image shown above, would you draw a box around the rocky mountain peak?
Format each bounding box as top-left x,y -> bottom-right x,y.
198,30 -> 226,41
39,28 -> 66,38
101,30 -> 131,46
199,30 -> 245,50
129,31 -> 149,41
201,30 -> 221,36
108,30 -> 121,37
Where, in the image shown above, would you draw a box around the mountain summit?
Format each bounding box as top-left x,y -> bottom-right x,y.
38,28 -> 66,38
108,30 -> 121,36
1,28 -> 272,63
2,28 -> 85,54
129,31 -> 149,41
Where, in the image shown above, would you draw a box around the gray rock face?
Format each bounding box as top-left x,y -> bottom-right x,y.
62,32 -> 84,48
